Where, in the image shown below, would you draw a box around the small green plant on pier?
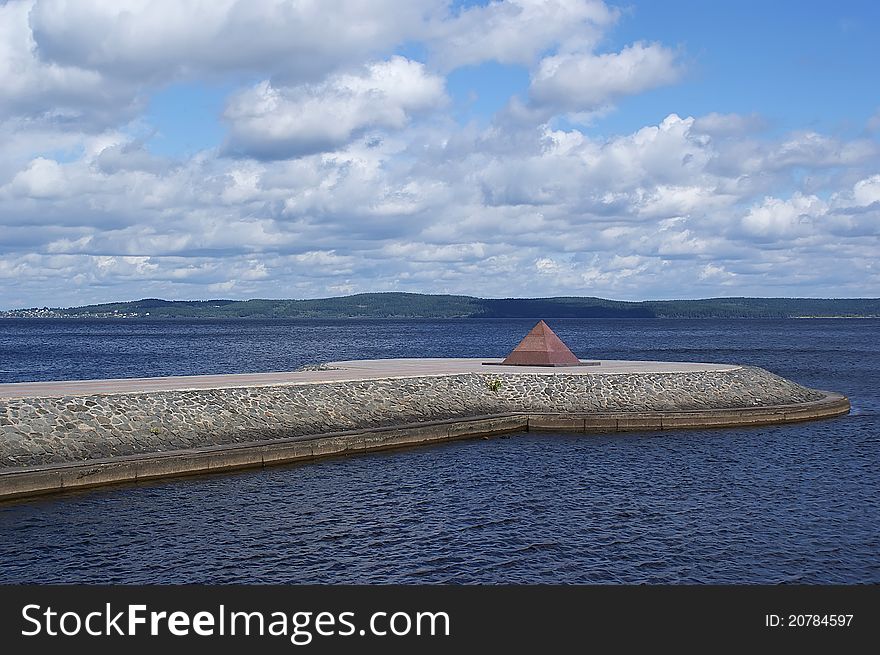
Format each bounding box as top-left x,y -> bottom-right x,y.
149,426 -> 161,435
487,378 -> 503,392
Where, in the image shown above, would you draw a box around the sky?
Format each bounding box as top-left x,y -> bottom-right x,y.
1,0 -> 879,309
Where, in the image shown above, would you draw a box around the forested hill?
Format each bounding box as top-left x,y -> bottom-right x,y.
4,294 -> 879,319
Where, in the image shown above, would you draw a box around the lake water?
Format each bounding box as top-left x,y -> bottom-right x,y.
0,318 -> 877,583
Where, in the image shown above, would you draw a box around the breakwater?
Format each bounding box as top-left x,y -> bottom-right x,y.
0,359 -> 849,500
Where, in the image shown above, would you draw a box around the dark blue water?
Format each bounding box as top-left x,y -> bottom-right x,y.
0,319 -> 877,583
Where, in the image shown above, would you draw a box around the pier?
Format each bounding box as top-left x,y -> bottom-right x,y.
0,357 -> 849,501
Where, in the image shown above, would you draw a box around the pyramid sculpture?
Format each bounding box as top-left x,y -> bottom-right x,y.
501,320 -> 582,366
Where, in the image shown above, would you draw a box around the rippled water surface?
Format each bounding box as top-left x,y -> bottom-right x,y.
0,318 -> 877,583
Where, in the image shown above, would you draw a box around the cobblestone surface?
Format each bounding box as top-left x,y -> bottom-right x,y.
0,366 -> 824,468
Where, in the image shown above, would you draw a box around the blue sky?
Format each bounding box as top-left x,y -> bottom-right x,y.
143,83 -> 231,157
0,0 -> 878,308
143,1 -> 880,152
605,1 -> 880,135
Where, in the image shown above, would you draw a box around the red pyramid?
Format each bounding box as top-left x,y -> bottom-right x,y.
501,320 -> 581,366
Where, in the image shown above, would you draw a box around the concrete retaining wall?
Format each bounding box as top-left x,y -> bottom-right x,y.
0,390 -> 849,502
0,364 -> 851,501
0,366 -> 825,469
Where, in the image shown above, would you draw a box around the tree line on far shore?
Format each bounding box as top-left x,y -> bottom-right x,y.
5,293 -> 879,319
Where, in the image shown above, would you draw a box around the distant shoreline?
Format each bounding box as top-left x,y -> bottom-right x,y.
1,292 -> 879,320
1,315 -> 879,321
792,315 -> 880,319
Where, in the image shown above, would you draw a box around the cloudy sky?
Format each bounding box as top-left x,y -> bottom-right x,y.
1,0 -> 879,309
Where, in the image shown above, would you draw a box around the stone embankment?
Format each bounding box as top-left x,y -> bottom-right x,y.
0,359 -> 849,500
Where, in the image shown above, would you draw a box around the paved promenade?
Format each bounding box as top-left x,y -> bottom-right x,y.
0,358 -> 739,399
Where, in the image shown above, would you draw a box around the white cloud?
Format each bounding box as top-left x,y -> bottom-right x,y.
740,194 -> 827,240
0,0 -> 139,127
852,174 -> 880,206
529,42 -> 682,113
428,0 -> 617,70
736,176 -> 880,245
223,57 -> 446,159
383,241 -> 488,263
28,0 -> 436,82
692,112 -> 766,136
94,141 -> 172,175
8,158 -> 67,199
1,0 -> 440,130
636,185 -> 736,220
698,263 -> 734,282
0,3 -> 878,307
284,250 -> 357,277
767,131 -> 877,170
3,110 -> 878,308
